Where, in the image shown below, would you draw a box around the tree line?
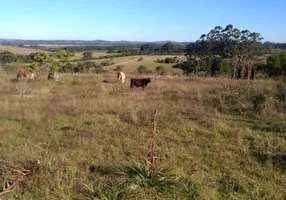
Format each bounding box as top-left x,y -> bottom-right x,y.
1,24 -> 285,78
173,24 -> 285,78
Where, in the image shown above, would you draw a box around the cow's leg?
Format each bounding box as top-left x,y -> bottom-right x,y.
130,81 -> 133,88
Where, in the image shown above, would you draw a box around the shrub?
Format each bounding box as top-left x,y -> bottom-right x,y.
155,66 -> 165,75
137,65 -> 151,74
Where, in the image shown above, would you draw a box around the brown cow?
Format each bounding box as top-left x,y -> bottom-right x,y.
17,69 -> 34,80
130,78 -> 151,89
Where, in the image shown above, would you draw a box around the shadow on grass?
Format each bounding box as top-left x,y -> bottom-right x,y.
252,151 -> 286,171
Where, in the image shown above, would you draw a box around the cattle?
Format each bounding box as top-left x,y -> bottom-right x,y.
130,78 -> 151,89
117,71 -> 126,83
47,70 -> 60,81
17,69 -> 34,80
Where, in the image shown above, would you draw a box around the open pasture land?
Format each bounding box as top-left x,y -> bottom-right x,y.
106,55 -> 186,74
70,51 -> 114,60
0,72 -> 285,199
0,45 -> 49,55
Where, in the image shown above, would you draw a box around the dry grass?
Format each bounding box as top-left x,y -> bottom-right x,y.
0,72 -> 285,199
104,55 -> 185,74
70,52 -> 114,60
0,45 -> 48,55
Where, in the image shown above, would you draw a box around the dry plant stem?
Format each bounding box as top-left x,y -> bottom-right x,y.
148,109 -> 158,178
0,175 -> 27,197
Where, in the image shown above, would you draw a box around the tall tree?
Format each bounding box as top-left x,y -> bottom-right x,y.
193,24 -> 265,79
31,52 -> 50,71
161,42 -> 175,54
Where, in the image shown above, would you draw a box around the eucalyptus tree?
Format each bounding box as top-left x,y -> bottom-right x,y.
193,24 -> 265,79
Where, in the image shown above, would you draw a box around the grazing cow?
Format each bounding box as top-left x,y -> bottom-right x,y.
117,71 -> 126,83
47,70 -> 60,81
17,69 -> 34,80
130,78 -> 151,89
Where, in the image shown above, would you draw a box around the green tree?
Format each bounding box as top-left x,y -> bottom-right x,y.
0,51 -> 16,71
266,50 -> 286,76
162,42 -> 175,54
28,62 -> 39,71
47,60 -> 61,71
31,52 -> 50,71
140,43 -> 161,53
0,51 -> 16,63
55,50 -> 71,64
193,24 -> 264,79
33,52 -> 50,65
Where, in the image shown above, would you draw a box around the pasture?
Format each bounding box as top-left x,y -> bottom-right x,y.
107,55 -> 186,74
0,45 -> 49,55
70,52 -> 116,60
0,71 -> 285,199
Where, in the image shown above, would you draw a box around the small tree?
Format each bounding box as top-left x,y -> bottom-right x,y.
55,50 -> 71,64
28,62 -> 39,72
47,60 -> 61,72
137,65 -> 148,74
265,49 -> 286,77
32,52 -> 50,71
47,59 -> 61,80
33,52 -> 50,65
0,51 -> 16,71
155,66 -> 165,75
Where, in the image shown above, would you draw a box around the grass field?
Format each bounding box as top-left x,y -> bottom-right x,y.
68,54 -> 186,74
0,45 -> 49,55
0,72 -> 285,199
70,52 -> 114,60
107,55 -> 186,74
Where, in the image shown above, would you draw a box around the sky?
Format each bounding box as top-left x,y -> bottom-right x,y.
0,0 -> 285,42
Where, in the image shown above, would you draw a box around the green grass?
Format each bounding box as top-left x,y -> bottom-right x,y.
0,45 -> 49,55
0,72 -> 285,199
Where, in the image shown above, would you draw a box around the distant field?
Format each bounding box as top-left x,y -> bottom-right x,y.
70,54 -> 186,74
0,45 -> 48,55
70,51 -> 113,60
106,55 -> 186,74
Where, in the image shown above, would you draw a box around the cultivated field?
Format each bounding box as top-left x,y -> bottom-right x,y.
0,45 -> 49,55
0,72 -> 285,199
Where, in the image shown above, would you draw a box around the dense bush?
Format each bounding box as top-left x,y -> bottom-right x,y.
265,50 -> 286,77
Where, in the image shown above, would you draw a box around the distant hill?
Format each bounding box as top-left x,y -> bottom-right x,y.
0,38 -> 189,46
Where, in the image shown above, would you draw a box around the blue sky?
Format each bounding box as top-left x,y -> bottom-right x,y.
0,0 -> 285,42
